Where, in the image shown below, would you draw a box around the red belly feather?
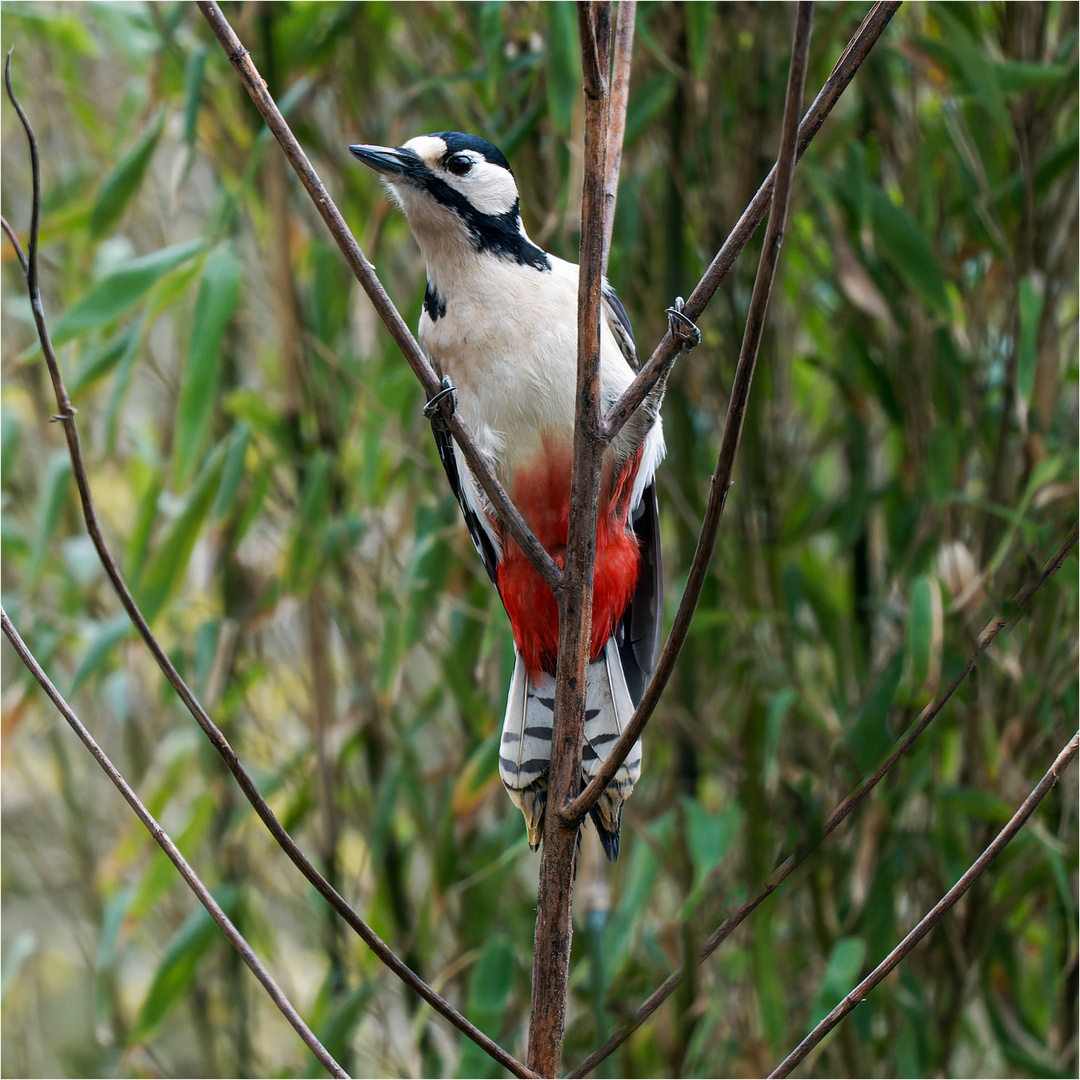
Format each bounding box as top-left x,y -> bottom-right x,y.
496,443 -> 642,679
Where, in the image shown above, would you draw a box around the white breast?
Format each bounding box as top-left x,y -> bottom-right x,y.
419,254 -> 637,477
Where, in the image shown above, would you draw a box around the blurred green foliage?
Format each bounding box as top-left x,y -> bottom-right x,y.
1,3 -> 1076,1078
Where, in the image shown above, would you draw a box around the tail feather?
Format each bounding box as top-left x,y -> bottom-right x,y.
582,638 -> 642,860
499,639 -> 642,860
499,654 -> 554,850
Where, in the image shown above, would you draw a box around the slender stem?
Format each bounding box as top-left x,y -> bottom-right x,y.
195,0 -> 560,593
526,5 -> 611,1075
601,0 -> 635,276
603,0 -> 903,440
566,521 -> 1077,1077
564,1 -> 816,826
770,730 -> 1080,1078
2,51 -> 535,1080
1,607 -> 349,1080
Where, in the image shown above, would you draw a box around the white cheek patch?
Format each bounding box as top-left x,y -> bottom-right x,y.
460,164 -> 519,217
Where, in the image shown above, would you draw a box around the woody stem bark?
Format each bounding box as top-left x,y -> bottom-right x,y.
526,3 -> 611,1075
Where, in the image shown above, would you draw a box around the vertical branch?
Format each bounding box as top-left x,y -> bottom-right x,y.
527,3 -> 611,1076
601,0 -> 635,276
564,0 -> 815,825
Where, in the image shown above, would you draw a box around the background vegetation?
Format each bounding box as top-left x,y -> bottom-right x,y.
1,2 -> 1076,1077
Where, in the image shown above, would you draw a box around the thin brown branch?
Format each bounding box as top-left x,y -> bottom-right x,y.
601,0 -> 635,277
0,607 -> 349,1080
567,521 -> 1077,1077
1,213 -> 28,274
2,54 -> 535,1080
526,5 -> 611,1076
564,1 -> 815,827
603,0 -> 903,440
194,0 -> 560,593
770,729 -> 1080,1078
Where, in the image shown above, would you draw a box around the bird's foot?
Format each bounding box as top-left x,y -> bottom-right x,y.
423,375 -> 457,427
665,296 -> 701,353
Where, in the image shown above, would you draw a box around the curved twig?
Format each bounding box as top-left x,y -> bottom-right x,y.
2,51 -> 535,1080
564,0 -> 816,826
566,522 -> 1077,1077
770,729 -> 1080,1078
1,607 -> 350,1079
603,0 -> 903,439
194,0 -> 559,593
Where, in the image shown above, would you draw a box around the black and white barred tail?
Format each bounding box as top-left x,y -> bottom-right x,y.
498,638 -> 642,860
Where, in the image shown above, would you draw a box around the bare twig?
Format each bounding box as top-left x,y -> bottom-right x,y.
601,0 -> 635,275
770,730 -> 1080,1078
564,1 -> 816,826
2,52 -> 535,1080
567,521 -> 1077,1077
195,0 -> 560,592
0,607 -> 349,1080
526,5 -> 612,1075
604,0 -> 903,439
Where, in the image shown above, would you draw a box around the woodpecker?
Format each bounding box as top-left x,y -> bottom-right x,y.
351,132 -> 665,860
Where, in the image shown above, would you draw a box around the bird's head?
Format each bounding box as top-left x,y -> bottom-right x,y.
349,132 -> 548,271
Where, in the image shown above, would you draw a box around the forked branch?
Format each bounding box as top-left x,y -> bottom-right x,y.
564,0 -> 816,826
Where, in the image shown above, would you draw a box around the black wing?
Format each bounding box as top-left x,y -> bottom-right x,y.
616,479 -> 663,705
602,280 -> 640,371
430,417 -> 502,592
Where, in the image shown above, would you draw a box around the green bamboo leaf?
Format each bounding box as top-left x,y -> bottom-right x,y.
868,188 -> 950,316
136,442 -> 226,624
626,70 -> 677,144
28,450 -> 72,585
128,887 -> 237,1046
182,46 -> 208,146
130,792 -> 217,919
846,650 -> 903,774
457,935 -> 515,1079
905,575 -> 942,703
685,2 -> 712,81
67,326 -> 139,397
51,240 -> 204,345
994,59 -> 1072,94
809,937 -> 867,1027
926,425 -> 957,504
71,613 -> 132,694
212,422 -> 251,521
286,450 -> 332,589
173,245 -> 241,488
1017,274 -> 1045,405
938,786 -> 1013,823
1,409 -> 20,475
546,2 -> 577,137
89,108 -> 166,238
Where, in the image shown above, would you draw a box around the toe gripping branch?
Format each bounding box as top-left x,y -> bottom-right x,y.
665,296 -> 701,354
423,375 -> 457,429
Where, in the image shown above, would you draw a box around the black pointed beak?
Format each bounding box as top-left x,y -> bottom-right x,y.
348,143 -> 416,178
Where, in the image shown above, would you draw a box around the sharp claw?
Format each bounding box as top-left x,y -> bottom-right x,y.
665,296 -> 700,353
423,375 -> 457,424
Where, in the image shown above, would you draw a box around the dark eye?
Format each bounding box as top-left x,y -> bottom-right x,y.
446,154 -> 473,176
